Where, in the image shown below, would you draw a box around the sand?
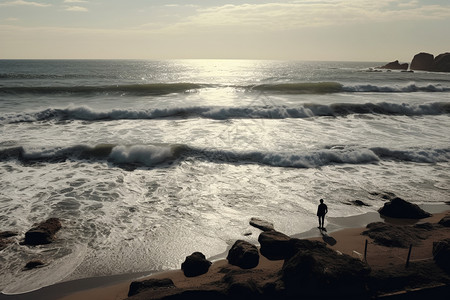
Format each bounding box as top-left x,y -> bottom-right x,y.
1,206 -> 448,300
56,208 -> 449,300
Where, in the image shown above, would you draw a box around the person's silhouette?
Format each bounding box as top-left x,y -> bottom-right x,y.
317,199 -> 328,229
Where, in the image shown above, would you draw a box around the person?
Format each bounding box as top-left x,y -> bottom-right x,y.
317,199 -> 328,229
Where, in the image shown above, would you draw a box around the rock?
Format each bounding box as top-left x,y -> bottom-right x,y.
24,260 -> 45,270
438,216 -> 450,227
24,218 -> 62,245
378,197 -> 431,219
379,60 -> 409,70
0,231 -> 18,239
433,52 -> 450,72
350,200 -> 370,206
227,240 -> 259,269
362,222 -> 431,248
258,230 -> 291,260
433,239 -> 450,272
410,52 -> 435,71
282,244 -> 371,298
181,252 -> 212,277
249,217 -> 274,232
128,278 -> 175,297
0,231 -> 18,250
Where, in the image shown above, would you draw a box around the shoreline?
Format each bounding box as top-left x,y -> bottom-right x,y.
1,203 -> 449,300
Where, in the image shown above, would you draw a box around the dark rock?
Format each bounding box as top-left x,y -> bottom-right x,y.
433,238 -> 450,272
258,230 -> 291,260
287,238 -> 328,259
410,52 -> 435,71
351,200 -> 370,206
24,260 -> 45,270
379,60 -> 409,70
282,244 -> 371,298
226,240 -> 259,269
433,53 -> 450,72
128,278 -> 175,297
181,252 -> 212,277
362,222 -> 431,248
0,231 -> 18,250
0,231 -> 18,239
378,197 -> 431,219
438,216 -> 450,227
226,278 -> 261,300
24,218 -> 62,246
249,217 -> 274,232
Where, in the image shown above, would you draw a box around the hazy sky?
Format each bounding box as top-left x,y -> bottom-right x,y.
0,0 -> 449,61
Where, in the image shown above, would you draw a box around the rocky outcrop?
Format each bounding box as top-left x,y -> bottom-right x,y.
181,252 -> 212,277
410,52 -> 435,71
362,222 -> 432,248
282,242 -> 371,298
23,218 -> 62,246
258,230 -> 291,260
128,278 -> 175,297
433,239 -> 450,272
378,197 -> 431,219
249,217 -> 274,232
379,60 -> 408,70
410,52 -> 450,72
434,53 -> 450,72
226,240 -> 259,269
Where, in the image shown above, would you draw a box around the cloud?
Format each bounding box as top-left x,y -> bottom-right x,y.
4,17 -> 19,22
64,0 -> 88,3
64,6 -> 88,12
0,0 -> 51,7
156,0 -> 450,33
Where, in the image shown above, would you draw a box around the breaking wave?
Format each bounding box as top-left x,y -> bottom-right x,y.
1,102 -> 449,124
1,144 -> 448,168
1,82 -> 449,96
0,83 -> 202,96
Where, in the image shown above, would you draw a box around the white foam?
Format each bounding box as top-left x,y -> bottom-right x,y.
109,145 -> 175,166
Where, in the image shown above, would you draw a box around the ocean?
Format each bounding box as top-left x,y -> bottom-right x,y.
0,59 -> 449,294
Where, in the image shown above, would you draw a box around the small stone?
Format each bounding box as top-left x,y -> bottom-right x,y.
24,260 -> 45,270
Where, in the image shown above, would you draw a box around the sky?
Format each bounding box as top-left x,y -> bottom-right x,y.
0,0 -> 449,61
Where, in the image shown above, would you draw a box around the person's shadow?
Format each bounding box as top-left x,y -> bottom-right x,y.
320,228 -> 337,246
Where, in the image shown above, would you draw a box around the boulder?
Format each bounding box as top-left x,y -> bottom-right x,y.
378,197 -> 431,219
258,230 -> 291,260
24,218 -> 62,245
379,60 -> 409,70
433,52 -> 450,72
438,216 -> 450,227
433,238 -> 450,272
410,52 -> 434,71
282,244 -> 371,298
249,217 -> 274,232
128,278 -> 175,297
226,240 -> 259,269
181,252 -> 212,277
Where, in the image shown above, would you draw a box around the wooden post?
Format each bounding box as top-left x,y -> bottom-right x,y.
406,244 -> 413,268
364,239 -> 368,262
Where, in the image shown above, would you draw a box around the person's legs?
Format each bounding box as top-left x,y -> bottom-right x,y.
320,215 -> 325,228
318,216 -> 322,228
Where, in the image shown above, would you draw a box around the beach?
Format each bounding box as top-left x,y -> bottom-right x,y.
2,204 -> 446,300
1,59 -> 449,297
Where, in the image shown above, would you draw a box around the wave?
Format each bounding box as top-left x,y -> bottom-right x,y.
1,102 -> 449,124
0,83 -> 202,96
1,82 -> 449,96
1,144 -> 448,168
